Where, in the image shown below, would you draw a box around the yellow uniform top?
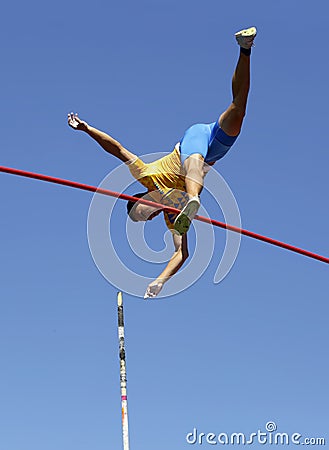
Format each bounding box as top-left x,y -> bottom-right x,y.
127,144 -> 189,230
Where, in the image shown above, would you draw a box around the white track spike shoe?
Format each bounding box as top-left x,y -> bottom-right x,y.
173,196 -> 200,236
235,26 -> 257,49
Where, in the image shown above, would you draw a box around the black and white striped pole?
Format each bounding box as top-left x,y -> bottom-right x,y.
117,292 -> 130,450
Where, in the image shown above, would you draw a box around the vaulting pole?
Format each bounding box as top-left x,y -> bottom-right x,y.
117,292 -> 130,450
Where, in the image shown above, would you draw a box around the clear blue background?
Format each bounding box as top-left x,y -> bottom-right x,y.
0,0 -> 328,449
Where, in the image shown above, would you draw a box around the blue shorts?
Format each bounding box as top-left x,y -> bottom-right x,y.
180,121 -> 238,164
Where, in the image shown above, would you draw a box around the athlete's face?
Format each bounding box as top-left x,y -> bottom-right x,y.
130,203 -> 162,222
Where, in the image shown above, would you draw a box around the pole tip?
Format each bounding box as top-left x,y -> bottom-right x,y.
117,291 -> 123,306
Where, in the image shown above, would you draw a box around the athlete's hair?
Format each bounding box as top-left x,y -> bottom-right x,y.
126,192 -> 148,221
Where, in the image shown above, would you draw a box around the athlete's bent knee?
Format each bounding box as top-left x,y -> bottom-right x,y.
231,103 -> 246,120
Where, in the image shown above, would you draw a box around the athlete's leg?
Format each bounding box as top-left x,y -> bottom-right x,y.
174,27 -> 256,235
183,153 -> 205,197
180,123 -> 211,198
219,27 -> 256,137
219,51 -> 251,137
173,124 -> 212,235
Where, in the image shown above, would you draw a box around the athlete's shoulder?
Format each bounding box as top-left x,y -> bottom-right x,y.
127,157 -> 147,180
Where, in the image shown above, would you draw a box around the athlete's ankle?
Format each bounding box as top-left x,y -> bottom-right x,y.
240,47 -> 251,57
187,194 -> 200,202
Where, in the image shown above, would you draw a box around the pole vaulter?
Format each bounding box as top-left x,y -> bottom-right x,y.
0,165 -> 328,265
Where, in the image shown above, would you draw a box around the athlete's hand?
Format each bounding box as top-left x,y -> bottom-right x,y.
144,280 -> 164,299
67,112 -> 88,131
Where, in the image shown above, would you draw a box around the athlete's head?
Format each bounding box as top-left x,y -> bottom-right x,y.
127,192 -> 162,222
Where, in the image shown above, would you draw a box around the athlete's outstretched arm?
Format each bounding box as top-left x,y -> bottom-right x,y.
67,113 -> 136,163
144,234 -> 189,299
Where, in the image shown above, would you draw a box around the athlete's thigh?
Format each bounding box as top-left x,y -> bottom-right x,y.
180,123 -> 211,163
218,103 -> 243,137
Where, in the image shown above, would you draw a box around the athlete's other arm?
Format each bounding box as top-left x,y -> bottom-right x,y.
67,113 -> 136,163
144,233 -> 189,299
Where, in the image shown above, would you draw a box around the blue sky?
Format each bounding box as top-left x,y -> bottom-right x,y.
0,0 -> 328,449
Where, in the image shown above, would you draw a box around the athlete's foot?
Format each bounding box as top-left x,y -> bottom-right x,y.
235,26 -> 257,49
174,196 -> 200,235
